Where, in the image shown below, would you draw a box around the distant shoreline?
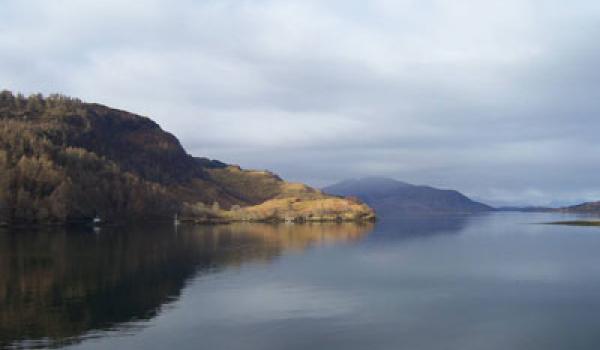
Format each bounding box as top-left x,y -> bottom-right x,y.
544,220 -> 600,227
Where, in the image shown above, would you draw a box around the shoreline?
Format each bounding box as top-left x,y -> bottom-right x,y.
544,220 -> 600,227
0,217 -> 376,230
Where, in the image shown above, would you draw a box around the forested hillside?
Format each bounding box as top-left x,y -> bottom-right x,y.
0,91 -> 373,225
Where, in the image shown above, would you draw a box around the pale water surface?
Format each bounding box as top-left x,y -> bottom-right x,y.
2,212 -> 600,350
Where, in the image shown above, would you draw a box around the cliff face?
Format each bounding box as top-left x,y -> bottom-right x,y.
0,91 -> 374,224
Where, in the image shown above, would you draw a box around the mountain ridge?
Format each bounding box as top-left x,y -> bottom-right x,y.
323,177 -> 493,215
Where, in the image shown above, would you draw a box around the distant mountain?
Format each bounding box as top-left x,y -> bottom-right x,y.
496,206 -> 554,212
323,177 -> 493,216
560,201 -> 600,214
0,91 -> 374,225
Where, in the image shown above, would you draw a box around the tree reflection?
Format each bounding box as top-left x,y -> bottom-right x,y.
0,222 -> 373,349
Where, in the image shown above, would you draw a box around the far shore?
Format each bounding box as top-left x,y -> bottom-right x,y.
544,220 -> 600,227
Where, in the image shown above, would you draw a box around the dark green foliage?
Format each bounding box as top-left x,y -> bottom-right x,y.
1,90 -> 206,184
0,91 -> 185,224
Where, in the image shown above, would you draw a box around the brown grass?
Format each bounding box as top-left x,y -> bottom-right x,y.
182,196 -> 376,223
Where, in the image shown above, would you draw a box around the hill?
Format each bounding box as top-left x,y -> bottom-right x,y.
0,91 -> 374,225
323,177 -> 493,216
560,201 -> 600,214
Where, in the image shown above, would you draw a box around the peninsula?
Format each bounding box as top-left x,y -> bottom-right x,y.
0,91 -> 375,226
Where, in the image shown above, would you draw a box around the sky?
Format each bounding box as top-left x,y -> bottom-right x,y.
2,0 -> 600,206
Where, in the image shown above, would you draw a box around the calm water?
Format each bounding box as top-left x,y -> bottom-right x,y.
2,212 -> 600,349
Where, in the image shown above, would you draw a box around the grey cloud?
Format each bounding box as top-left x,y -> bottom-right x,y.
2,0 -> 600,206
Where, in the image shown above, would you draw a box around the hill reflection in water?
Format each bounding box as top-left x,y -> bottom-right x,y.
0,222 -> 373,349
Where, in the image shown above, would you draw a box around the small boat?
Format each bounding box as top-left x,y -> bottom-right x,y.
93,215 -> 102,225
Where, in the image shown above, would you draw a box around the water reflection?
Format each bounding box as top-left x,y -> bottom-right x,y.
367,214 -> 482,242
0,222 -> 373,349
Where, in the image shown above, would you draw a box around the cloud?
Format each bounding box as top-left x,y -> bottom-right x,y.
2,0 -> 600,205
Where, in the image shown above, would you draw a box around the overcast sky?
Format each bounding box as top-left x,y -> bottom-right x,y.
2,0 -> 600,206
